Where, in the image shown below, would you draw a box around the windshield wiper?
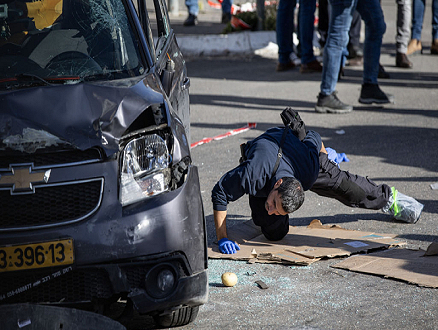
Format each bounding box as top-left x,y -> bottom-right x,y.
81,72 -> 116,82
0,74 -> 83,89
14,73 -> 53,86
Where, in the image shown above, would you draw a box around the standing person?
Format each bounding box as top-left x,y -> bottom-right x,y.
298,0 -> 323,73
221,0 -> 232,23
396,0 -> 414,67
276,0 -> 298,71
183,0 -> 199,26
315,0 -> 393,114
407,0 -> 438,55
211,109 -> 423,253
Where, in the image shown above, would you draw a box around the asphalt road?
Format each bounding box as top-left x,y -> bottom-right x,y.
130,1 -> 438,329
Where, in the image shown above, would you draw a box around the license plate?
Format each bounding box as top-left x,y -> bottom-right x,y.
0,239 -> 74,273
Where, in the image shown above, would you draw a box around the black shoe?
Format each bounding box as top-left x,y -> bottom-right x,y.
359,83 -> 394,104
396,52 -> 413,68
315,92 -> 353,114
221,12 -> 231,24
183,14 -> 198,26
378,64 -> 390,79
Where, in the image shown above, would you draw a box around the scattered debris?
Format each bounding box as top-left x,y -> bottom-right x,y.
424,242 -> 438,256
255,280 -> 269,289
430,182 -> 438,190
335,130 -> 345,135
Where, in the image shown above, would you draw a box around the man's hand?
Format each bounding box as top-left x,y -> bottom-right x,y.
326,147 -> 350,164
218,238 -> 241,254
280,107 -> 307,141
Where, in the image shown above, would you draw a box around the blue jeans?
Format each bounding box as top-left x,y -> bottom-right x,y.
299,0 -> 317,64
276,0 -> 297,64
320,0 -> 386,95
221,0 -> 232,14
186,0 -> 199,16
412,0 -> 438,40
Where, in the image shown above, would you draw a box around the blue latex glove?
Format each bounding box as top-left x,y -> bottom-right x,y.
218,238 -> 241,254
326,147 -> 350,165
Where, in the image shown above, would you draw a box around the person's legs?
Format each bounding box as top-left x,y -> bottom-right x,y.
411,0 -> 425,40
310,153 -> 391,210
221,0 -> 232,23
433,0 -> 438,38
249,195 -> 289,241
185,0 -> 199,16
183,0 -> 199,26
299,0 -> 317,64
310,153 -> 423,223
276,0 -> 297,67
320,0 -> 356,95
355,0 -> 394,104
396,0 -> 411,54
318,0 -> 329,48
315,0 -> 356,113
407,0 -> 424,54
299,0 -> 323,73
432,0 -> 438,54
356,0 -> 386,85
395,0 -> 413,67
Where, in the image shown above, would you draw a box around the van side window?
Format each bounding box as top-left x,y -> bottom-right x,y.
133,0 -> 156,62
149,0 -> 171,59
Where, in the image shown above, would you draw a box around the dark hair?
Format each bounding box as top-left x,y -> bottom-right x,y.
277,177 -> 305,213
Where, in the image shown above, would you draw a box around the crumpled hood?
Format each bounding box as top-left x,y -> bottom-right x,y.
0,77 -> 166,156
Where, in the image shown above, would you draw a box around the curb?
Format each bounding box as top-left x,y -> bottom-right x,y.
176,30 -> 276,57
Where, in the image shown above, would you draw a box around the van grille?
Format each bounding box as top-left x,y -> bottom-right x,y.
0,179 -> 103,230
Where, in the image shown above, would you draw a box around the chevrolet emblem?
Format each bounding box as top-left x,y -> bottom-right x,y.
0,165 -> 51,193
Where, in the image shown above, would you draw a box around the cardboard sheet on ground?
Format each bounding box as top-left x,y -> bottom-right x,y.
208,219 -> 405,265
332,243 -> 438,288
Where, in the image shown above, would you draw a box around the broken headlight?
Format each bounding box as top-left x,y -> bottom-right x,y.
120,134 -> 170,206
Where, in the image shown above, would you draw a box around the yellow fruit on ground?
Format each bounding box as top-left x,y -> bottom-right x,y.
221,272 -> 238,287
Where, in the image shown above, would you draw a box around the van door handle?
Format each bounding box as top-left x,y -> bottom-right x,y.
181,77 -> 190,91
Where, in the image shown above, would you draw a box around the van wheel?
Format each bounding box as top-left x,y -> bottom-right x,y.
154,305 -> 199,328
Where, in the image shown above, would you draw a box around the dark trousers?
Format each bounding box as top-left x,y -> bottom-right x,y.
249,152 -> 392,241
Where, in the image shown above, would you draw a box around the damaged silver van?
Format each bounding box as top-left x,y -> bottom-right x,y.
0,0 -> 208,327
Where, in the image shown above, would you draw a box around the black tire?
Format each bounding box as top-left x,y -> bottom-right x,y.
154,305 -> 199,328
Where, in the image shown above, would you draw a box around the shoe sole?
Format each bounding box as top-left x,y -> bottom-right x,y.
315,105 -> 353,114
358,97 -> 394,105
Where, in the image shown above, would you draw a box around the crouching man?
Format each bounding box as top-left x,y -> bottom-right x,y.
211,109 -> 423,254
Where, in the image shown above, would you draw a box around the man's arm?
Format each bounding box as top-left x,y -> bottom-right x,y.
214,210 -> 228,240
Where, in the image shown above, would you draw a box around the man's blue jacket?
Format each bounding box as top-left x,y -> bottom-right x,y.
211,127 -> 322,211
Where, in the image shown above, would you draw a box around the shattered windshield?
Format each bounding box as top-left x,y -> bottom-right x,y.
0,0 -> 145,86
